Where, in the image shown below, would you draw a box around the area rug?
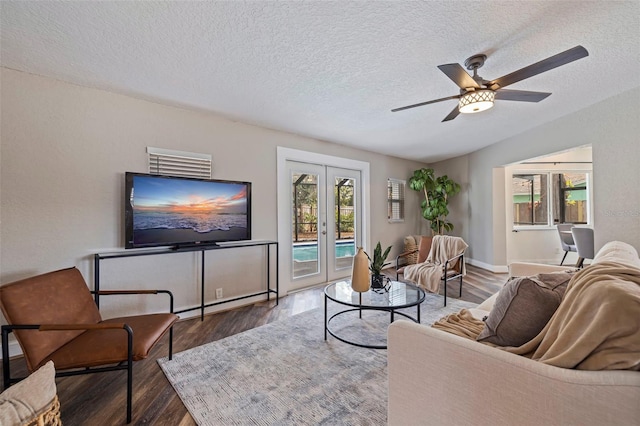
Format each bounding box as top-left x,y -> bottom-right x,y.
158,294 -> 476,425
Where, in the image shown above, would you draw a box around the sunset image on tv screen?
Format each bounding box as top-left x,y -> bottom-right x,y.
130,175 -> 249,246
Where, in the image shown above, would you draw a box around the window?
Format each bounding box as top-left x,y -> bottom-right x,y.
512,171 -> 589,227
387,179 -> 405,222
553,173 -> 588,224
147,147 -> 212,179
513,174 -> 549,225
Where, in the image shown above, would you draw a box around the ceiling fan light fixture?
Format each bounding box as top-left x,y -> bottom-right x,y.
458,90 -> 495,114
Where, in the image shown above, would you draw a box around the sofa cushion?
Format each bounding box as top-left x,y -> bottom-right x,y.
593,241 -> 640,268
403,236 -> 419,265
476,292 -> 499,312
417,236 -> 433,264
477,272 -> 573,347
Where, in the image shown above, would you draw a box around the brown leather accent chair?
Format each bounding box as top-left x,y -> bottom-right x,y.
0,267 -> 179,424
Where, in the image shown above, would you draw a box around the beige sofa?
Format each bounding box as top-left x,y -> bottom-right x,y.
388,241 -> 640,426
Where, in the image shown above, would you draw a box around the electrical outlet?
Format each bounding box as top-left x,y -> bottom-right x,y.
216,288 -> 223,299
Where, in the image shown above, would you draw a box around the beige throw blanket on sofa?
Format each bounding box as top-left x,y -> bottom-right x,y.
432,309 -> 485,339
504,261 -> 640,371
403,235 -> 468,293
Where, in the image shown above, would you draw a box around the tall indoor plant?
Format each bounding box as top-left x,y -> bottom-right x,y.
409,167 -> 461,235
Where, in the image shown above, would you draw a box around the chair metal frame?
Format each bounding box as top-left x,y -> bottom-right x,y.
1,289 -> 175,424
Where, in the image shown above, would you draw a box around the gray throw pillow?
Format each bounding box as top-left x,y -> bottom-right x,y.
477,272 -> 573,347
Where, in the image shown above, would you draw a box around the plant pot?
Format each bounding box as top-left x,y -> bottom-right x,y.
371,274 -> 385,289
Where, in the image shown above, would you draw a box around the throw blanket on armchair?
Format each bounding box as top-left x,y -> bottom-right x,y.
504,261 -> 640,371
403,235 -> 468,293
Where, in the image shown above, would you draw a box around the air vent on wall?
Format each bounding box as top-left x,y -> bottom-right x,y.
147,147 -> 212,179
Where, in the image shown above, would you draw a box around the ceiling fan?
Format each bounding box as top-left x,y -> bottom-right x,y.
392,45 -> 589,122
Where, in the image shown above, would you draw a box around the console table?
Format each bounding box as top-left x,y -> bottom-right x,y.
94,240 -> 278,320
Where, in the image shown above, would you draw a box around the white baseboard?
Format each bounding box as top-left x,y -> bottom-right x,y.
466,258 -> 508,274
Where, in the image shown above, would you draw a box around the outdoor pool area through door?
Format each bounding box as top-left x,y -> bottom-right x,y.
327,167 -> 361,282
289,161 -> 362,290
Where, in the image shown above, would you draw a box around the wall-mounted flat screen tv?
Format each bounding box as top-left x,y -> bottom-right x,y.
125,172 -> 251,249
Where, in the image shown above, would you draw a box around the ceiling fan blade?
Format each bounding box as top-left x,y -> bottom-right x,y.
391,95 -> 460,112
437,63 -> 480,89
442,105 -> 460,122
495,89 -> 552,102
488,45 -> 589,90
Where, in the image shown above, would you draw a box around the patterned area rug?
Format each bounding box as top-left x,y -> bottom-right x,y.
158,294 -> 476,425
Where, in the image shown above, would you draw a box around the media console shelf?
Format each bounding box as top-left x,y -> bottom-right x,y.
94,240 -> 278,320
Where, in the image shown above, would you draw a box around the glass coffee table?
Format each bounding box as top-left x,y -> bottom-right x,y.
324,279 -> 425,349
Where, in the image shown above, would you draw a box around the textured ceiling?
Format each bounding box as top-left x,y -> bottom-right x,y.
1,1 -> 639,162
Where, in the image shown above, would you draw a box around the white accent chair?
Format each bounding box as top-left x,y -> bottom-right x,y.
556,224 -> 576,265
572,227 -> 594,268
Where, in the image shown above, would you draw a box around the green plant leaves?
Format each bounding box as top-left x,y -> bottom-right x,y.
408,167 -> 461,235
366,241 -> 392,275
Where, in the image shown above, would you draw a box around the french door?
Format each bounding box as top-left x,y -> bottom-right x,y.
288,161 -> 362,290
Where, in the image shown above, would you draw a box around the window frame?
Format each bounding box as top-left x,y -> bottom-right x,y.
387,178 -> 406,223
511,170 -> 591,231
555,173 -> 588,225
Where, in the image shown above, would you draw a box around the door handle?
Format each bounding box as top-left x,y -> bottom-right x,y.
322,231 -> 327,235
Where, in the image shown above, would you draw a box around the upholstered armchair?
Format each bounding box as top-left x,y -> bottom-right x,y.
395,235 -> 433,280
0,267 -> 179,424
396,235 -> 467,306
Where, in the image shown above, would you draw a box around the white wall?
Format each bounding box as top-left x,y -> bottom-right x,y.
433,87 -> 640,270
3,67 -> 637,321
0,68 -> 428,326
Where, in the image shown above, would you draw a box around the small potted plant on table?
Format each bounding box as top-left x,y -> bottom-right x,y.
366,242 -> 392,289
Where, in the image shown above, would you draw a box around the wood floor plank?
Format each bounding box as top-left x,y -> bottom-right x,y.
1,264 -> 503,425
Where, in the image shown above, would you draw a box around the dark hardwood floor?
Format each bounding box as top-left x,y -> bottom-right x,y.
1,265 -> 507,425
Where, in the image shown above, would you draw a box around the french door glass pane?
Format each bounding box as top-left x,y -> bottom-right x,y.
334,177 -> 356,270
292,173 -> 319,278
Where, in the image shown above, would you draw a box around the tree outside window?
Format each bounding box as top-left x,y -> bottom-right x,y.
552,172 -> 588,224
335,177 -> 355,240
292,173 -> 318,242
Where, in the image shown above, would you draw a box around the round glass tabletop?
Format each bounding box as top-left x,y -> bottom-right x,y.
324,279 -> 425,309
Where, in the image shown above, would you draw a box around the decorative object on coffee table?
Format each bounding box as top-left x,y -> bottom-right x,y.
366,242 -> 392,289
351,247 -> 370,292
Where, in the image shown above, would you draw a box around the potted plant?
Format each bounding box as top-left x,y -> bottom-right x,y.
366,242 -> 392,289
409,167 -> 461,235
